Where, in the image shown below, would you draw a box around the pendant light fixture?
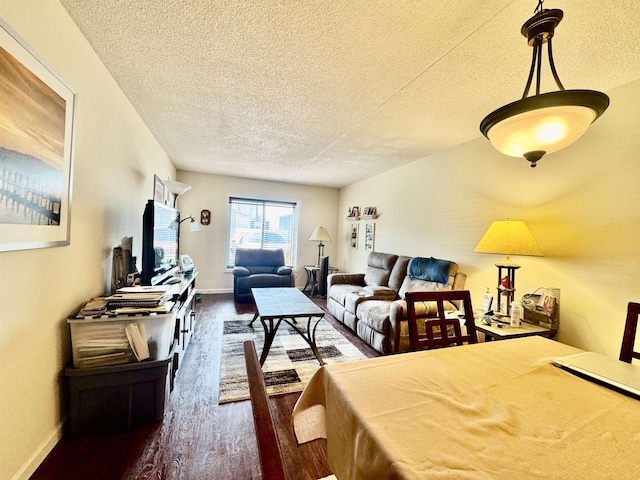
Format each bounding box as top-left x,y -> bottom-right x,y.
480,1 -> 609,167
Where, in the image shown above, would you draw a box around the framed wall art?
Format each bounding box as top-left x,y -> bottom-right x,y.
350,222 -> 358,249
365,223 -> 375,251
153,175 -> 165,203
0,20 -> 77,251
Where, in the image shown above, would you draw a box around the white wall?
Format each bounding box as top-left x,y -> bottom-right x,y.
338,78 -> 640,358
0,2 -> 175,479
174,171 -> 340,292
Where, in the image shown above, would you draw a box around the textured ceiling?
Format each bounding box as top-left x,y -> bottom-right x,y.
60,0 -> 640,188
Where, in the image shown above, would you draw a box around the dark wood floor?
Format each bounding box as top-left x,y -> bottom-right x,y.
31,293 -> 378,480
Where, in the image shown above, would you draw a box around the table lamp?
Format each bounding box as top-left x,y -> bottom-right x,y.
474,220 -> 543,314
309,226 -> 331,266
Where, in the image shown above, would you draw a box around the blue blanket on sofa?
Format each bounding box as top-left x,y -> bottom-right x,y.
409,257 -> 452,285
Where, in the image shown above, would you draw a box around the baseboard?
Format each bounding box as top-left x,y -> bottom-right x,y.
197,288 -> 232,294
11,419 -> 65,480
197,288 -> 306,295
196,285 -> 302,295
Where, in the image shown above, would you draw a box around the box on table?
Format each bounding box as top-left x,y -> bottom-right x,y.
65,351 -> 174,437
67,311 -> 175,369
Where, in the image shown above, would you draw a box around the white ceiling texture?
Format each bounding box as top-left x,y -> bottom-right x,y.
60,0 -> 640,188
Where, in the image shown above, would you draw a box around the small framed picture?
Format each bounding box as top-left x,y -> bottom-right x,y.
348,206 -> 360,218
350,223 -> 358,249
365,223 -> 375,251
153,175 -> 164,203
364,206 -> 376,216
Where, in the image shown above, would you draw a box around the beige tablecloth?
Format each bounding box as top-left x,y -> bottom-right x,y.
293,336 -> 640,479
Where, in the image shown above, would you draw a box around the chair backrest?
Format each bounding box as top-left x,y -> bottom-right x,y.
620,302 -> 640,363
235,248 -> 285,271
363,252 -> 398,287
243,340 -> 289,480
405,290 -> 477,351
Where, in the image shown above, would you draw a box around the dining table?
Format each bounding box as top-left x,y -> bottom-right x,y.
292,336 -> 640,479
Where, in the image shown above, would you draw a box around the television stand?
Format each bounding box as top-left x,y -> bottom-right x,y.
65,271 -> 198,437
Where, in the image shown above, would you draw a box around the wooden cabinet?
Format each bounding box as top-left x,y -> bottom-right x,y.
170,272 -> 197,384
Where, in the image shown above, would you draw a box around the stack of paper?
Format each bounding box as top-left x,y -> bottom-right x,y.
78,297 -> 108,317
74,322 -> 151,367
105,290 -> 172,309
74,324 -> 135,368
125,323 -> 150,361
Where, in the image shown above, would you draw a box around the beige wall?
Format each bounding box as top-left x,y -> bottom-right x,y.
174,171 -> 340,292
0,2 -> 175,479
3,1 -> 640,479
338,78 -> 640,359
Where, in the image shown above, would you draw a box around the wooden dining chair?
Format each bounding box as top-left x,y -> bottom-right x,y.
405,290 -> 477,351
619,302 -> 640,363
243,340 -> 336,480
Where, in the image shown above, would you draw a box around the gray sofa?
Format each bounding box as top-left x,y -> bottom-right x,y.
327,252 -> 466,354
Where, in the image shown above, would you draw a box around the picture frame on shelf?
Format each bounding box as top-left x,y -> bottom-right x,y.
153,175 -> 165,203
363,206 -> 377,216
365,223 -> 375,251
0,19 -> 77,252
348,206 -> 360,218
350,222 -> 358,249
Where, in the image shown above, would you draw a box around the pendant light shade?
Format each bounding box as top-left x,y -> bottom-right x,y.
480,6 -> 609,167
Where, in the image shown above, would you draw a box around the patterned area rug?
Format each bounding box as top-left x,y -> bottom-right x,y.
219,313 -> 367,403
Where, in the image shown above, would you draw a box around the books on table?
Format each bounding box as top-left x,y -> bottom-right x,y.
71,286 -> 177,368
105,290 -> 173,309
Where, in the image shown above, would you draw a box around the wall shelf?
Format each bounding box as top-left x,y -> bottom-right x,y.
347,214 -> 378,221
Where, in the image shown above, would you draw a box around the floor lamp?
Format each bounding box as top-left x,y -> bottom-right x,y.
474,220 -> 543,315
309,226 -> 331,266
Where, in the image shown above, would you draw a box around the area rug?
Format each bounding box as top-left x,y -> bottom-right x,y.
218,313 -> 367,403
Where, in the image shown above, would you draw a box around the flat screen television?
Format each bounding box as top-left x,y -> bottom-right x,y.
141,200 -> 180,285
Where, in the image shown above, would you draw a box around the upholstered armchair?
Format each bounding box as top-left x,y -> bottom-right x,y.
233,248 -> 293,303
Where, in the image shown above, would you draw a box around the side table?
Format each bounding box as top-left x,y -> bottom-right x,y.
474,318 -> 556,341
303,265 -> 338,297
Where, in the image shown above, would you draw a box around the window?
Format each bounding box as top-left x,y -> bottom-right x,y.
227,197 -> 298,267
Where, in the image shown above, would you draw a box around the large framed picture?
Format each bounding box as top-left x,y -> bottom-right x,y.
0,20 -> 77,251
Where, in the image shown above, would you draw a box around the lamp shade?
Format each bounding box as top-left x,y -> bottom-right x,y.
481,91 -> 609,162
188,217 -> 201,232
163,179 -> 192,196
474,220 -> 543,260
178,215 -> 201,232
309,226 -> 331,243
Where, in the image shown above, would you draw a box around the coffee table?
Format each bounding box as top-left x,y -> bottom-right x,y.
250,287 -> 327,366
